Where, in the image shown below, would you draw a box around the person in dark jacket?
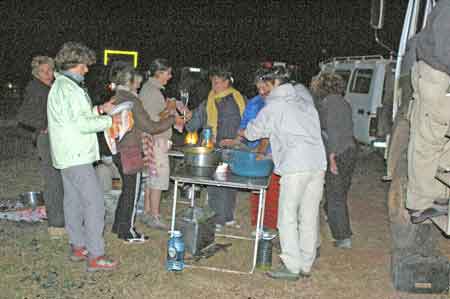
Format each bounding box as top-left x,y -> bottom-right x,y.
312,72 -> 357,249
407,0 -> 450,223
16,55 -> 65,238
110,64 -> 184,242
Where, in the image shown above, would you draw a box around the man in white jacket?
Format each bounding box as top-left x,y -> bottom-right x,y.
242,67 -> 327,280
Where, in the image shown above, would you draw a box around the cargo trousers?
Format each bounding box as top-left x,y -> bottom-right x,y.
61,164 -> 105,258
407,61 -> 450,210
278,170 -> 324,274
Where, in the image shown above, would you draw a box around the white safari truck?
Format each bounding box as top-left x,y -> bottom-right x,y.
326,0 -> 450,293
319,55 -> 395,147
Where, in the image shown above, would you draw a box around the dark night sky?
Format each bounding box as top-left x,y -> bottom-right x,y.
0,0 -> 407,84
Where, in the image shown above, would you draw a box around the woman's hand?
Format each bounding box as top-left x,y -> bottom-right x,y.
100,97 -> 116,114
329,153 -> 338,175
183,110 -> 193,122
159,109 -> 171,119
112,114 -> 121,127
166,99 -> 177,111
174,115 -> 186,128
237,129 -> 246,138
219,138 -> 237,148
255,153 -> 266,160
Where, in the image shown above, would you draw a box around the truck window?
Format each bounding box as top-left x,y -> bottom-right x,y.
350,69 -> 373,94
334,70 -> 351,89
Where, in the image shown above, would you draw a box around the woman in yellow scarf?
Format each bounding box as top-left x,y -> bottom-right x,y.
206,67 -> 246,231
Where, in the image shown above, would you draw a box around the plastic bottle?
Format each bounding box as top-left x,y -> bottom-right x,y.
166,230 -> 185,271
256,232 -> 273,271
201,127 -> 213,148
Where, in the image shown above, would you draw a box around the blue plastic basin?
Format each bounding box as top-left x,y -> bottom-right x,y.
228,150 -> 273,177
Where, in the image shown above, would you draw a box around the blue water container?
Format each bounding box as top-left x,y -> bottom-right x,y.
166,230 -> 185,271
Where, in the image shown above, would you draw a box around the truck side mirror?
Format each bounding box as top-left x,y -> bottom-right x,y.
370,0 -> 385,29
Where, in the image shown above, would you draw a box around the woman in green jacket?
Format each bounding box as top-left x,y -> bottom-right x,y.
48,42 -> 120,272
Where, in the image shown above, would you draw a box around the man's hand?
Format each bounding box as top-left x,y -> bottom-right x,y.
329,153 -> 338,175
100,97 -> 116,114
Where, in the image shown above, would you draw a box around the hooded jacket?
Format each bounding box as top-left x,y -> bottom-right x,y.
245,83 -> 327,175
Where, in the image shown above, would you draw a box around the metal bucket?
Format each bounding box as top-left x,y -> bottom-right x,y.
19,191 -> 44,210
182,146 -> 221,168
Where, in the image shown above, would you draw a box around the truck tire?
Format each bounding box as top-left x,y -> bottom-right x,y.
388,170 -> 437,256
388,151 -> 441,285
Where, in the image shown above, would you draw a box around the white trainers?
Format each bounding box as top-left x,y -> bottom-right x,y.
215,224 -> 224,232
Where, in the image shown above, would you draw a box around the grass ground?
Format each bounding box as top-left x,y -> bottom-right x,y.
1,151 -> 450,299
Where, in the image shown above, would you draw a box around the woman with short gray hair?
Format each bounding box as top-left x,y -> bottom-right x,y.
31,56 -> 55,78
54,41 -> 96,71
109,63 -> 183,242
17,55 -> 65,237
48,41 -> 119,272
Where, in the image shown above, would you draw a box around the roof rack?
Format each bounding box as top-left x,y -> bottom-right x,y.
319,55 -> 392,67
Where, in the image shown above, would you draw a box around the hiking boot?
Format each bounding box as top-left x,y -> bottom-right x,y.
87,256 -> 118,272
70,246 -> 88,262
141,214 -> 169,230
48,227 -> 65,239
266,264 -> 300,281
334,238 -> 352,249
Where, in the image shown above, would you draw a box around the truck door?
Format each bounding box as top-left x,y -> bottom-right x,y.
346,67 -> 376,144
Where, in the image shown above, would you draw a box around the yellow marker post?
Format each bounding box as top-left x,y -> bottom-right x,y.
103,49 -> 139,68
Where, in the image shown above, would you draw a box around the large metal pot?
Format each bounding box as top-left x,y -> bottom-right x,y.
182,146 -> 221,168
19,191 -> 45,210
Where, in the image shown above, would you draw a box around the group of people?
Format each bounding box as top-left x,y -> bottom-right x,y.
18,40 -> 358,277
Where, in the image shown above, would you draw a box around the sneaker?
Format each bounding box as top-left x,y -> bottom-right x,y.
70,246 -> 88,262
141,214 -> 169,230
334,238 -> 352,249
266,264 -> 300,281
122,232 -> 149,244
87,256 -> 118,272
48,227 -> 65,239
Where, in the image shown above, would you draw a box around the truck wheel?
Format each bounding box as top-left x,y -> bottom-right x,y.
388,153 -> 440,271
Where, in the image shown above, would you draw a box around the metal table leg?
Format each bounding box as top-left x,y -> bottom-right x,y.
250,188 -> 266,273
190,183 -> 195,207
170,179 -> 179,235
